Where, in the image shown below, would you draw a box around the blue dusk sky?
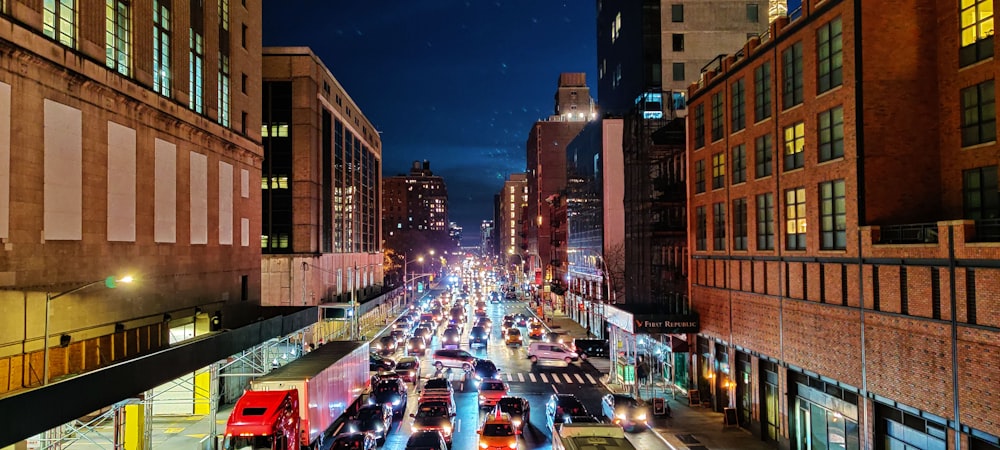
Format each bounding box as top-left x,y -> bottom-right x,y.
262,2 -> 598,237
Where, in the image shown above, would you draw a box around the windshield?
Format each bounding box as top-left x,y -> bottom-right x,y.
483,423 -> 514,436
507,329 -> 521,336
415,404 -> 448,418
482,381 -> 505,391
397,361 -> 417,369
223,436 -> 272,450
499,401 -> 523,414
471,327 -> 486,335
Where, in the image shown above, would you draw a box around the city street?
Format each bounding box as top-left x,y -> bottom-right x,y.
376,287 -> 672,450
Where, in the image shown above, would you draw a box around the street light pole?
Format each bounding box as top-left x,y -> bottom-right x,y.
43,275 -> 133,385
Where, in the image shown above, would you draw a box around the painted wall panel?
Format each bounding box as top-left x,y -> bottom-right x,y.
190,152 -> 208,245
219,162 -> 233,245
107,122 -> 137,242
43,100 -> 82,241
240,168 -> 249,198
241,218 -> 250,247
154,139 -> 177,243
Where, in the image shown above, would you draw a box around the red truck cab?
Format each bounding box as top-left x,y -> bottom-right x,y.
224,390 -> 300,450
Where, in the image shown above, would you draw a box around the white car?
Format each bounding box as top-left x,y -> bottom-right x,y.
527,342 -> 579,364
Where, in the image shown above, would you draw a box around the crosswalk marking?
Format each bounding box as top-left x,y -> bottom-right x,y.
575,374 -> 585,383
528,373 -> 536,382
506,373 -> 512,381
540,374 -> 549,383
586,374 -> 597,384
518,373 -> 525,382
564,373 -> 573,383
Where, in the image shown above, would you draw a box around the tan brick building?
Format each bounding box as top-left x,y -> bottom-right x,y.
0,0 -> 262,393
260,47 -> 383,307
687,1 -> 1000,448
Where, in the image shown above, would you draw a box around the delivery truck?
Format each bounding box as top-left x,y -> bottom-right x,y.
551,423 -> 638,450
224,341 -> 369,450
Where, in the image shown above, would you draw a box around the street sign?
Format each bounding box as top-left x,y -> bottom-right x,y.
633,314 -> 699,334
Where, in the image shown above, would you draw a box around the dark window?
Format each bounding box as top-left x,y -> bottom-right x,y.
747,3 -> 759,22
817,17 -> 843,93
963,166 -> 1000,219
783,122 -> 805,171
754,63 -> 772,121
961,80 -> 996,147
782,41 -> 804,109
757,193 -> 774,250
711,92 -> 724,141
900,267 -> 908,315
713,202 -> 726,250
820,180 -> 846,250
731,78 -> 746,132
785,187 -> 806,250
673,34 -> 685,52
673,62 -> 685,81
695,160 -> 706,193
959,0 -> 994,67
322,109 -> 333,252
733,198 -> 748,250
241,275 -> 248,301
696,206 -> 707,250
966,269 -> 977,324
241,111 -> 247,134
712,152 -> 726,189
672,4 -> 684,22
818,106 -> 845,161
241,23 -> 247,48
241,73 -> 248,93
755,134 -> 773,178
694,104 -> 705,148
732,144 -> 746,184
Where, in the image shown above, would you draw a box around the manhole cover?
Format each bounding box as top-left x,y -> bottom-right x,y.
676,434 -> 700,444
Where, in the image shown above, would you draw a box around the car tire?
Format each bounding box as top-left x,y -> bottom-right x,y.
565,357 -> 573,363
579,353 -> 588,361
435,361 -> 444,369
529,355 -> 538,363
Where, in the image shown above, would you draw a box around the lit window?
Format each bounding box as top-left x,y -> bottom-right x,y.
783,122 -> 805,171
712,153 -> 726,189
153,0 -> 171,97
189,28 -> 204,113
44,0 -> 76,47
960,0 -> 994,66
105,0 -> 130,75
785,187 -> 806,250
218,53 -> 230,126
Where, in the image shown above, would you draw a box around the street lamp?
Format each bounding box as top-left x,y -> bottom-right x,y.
43,275 -> 134,385
402,255 -> 425,305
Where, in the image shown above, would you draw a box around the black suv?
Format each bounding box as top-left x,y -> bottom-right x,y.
497,396 -> 530,431
572,339 -> 609,359
371,378 -> 408,417
469,326 -> 489,348
545,393 -> 589,430
472,358 -> 500,381
370,352 -> 396,371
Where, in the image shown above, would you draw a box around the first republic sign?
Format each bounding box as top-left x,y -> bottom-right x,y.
633,314 -> 700,334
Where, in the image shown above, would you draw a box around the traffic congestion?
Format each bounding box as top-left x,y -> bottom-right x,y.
330,257 -> 669,450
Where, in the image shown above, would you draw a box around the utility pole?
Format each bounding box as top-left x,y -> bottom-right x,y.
351,263 -> 358,340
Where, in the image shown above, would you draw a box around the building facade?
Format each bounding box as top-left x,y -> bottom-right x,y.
383,160 -> 448,234
500,173 -> 528,281
260,47 -> 382,307
687,1 -> 1000,449
526,73 -> 594,291
0,0 -> 262,394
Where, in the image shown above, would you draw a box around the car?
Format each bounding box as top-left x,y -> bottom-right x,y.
413,326 -> 433,342
545,394 -> 589,430
394,356 -> 422,384
472,359 -> 500,382
352,403 -> 392,444
572,338 -> 609,359
474,308 -> 488,318
370,370 -> 401,386
500,319 -> 516,334
369,352 -> 396,371
475,317 -> 493,332
390,328 -> 408,344
544,331 -> 570,345
513,313 -> 528,326
528,327 -> 545,340
477,410 -> 518,450
375,335 -> 397,355
490,296 -> 501,304
431,349 -> 477,371
477,378 -> 509,408
371,378 -> 408,417
601,393 -> 648,431
504,328 -> 523,347
528,342 -> 579,364
441,328 -> 462,350
422,377 -> 456,397
505,291 -> 517,300
406,336 -> 428,356
469,326 -> 489,348
330,431 -> 377,450
496,396 -> 530,431
409,401 -> 456,444
403,430 -> 448,450
393,317 -> 413,330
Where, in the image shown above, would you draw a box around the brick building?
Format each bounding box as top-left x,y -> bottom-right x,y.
500,173 -> 529,279
382,160 -> 449,233
260,47 -> 383,307
686,1 -> 1000,449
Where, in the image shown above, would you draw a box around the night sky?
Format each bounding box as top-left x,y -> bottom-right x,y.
262,2 -> 598,239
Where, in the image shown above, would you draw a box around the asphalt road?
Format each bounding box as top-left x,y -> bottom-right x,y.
373,287 -> 672,450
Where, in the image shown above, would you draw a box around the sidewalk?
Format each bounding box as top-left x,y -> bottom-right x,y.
543,309 -> 774,450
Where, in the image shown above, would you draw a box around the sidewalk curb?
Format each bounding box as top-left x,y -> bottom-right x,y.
597,376 -> 680,450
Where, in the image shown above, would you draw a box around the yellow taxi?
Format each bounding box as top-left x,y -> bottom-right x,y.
478,409 -> 518,449
505,328 -> 523,347
528,323 -> 545,340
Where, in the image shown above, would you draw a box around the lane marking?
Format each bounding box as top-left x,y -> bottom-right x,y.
456,418 -> 461,433
586,374 -> 597,384
564,373 -> 574,383
529,373 -> 536,382
540,374 -> 549,383
506,373 -> 512,381
518,373 -> 525,382
575,373 -> 585,383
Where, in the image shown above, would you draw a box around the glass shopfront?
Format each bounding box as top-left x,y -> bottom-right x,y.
875,403 -> 945,450
737,352 -> 752,427
761,360 -> 780,442
793,375 -> 860,450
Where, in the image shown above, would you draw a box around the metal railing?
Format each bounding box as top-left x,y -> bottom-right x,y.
973,218 -> 1000,242
877,223 -> 939,244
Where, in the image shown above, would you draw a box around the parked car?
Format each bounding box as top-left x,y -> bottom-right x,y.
369,352 -> 396,371
404,430 -> 448,450
330,431 -> 377,450
496,396 -> 530,431
394,356 -> 421,384
371,378 -> 408,417
352,403 -> 392,444
601,393 -> 649,431
545,393 -> 589,430
528,342 -> 579,364
572,338 -> 609,359
431,349 -> 477,371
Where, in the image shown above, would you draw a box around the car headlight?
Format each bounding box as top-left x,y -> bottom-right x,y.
509,442 -> 518,449
375,344 -> 382,349
392,399 -> 401,406
616,412 -> 626,420
511,419 -> 521,428
442,425 -> 452,435
411,425 -> 420,432
375,424 -> 383,431
479,394 -> 486,400
480,443 -> 489,449
636,413 -> 647,421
